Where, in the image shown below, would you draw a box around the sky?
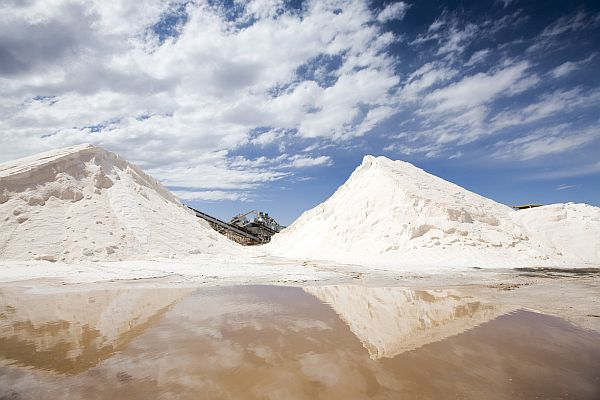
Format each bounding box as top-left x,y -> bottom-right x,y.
1,0 -> 599,225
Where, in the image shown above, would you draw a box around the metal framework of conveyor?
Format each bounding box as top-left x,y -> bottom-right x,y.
187,206 -> 262,244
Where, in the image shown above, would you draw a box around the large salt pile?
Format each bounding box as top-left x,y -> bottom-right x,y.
0,144 -> 238,262
267,155 -> 562,269
512,203 -> 600,266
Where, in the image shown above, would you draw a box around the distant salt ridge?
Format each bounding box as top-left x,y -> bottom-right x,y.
0,144 -> 238,262
512,202 -> 600,266
267,155 -> 574,269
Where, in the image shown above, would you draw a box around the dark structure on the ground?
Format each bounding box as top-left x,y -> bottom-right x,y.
188,207 -> 283,245
512,203 -> 543,210
230,210 -> 285,243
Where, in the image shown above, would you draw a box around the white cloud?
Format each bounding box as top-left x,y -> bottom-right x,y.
437,24 -> 477,55
236,0 -> 285,20
411,19 -> 477,56
377,2 -> 410,23
497,0 -> 514,9
173,190 -> 250,202
541,11 -> 589,37
385,142 -> 443,158
0,0 -> 400,195
289,155 -> 332,168
251,129 -> 285,146
228,152 -> 332,170
428,17 -> 446,32
424,61 -> 536,113
385,9 -> 598,162
3,0 -> 600,194
491,87 -> 600,130
550,54 -> 596,78
400,63 -> 457,100
464,49 -> 490,66
150,154 -> 289,190
527,162 -> 600,180
448,151 -> 463,159
492,125 -> 600,161
555,184 -> 577,191
551,61 -> 578,78
527,12 -> 599,54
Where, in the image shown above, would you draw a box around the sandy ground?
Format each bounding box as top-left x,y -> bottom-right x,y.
1,258 -> 598,334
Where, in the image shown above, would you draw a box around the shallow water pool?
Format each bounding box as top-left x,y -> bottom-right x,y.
0,284 -> 598,399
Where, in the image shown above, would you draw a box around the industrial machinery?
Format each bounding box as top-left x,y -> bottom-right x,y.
230,210 -> 285,243
188,206 -> 284,245
512,203 -> 543,210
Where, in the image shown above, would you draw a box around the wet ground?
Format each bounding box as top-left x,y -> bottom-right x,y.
0,283 -> 599,399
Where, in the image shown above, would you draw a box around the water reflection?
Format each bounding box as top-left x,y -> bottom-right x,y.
304,285 -> 508,358
0,287 -> 191,374
0,284 -> 598,400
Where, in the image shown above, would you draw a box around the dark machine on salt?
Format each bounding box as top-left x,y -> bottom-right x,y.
229,210 -> 285,243
188,207 -> 284,245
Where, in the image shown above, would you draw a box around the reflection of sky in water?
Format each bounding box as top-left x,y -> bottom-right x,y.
0,285 -> 599,400
304,285 -> 509,358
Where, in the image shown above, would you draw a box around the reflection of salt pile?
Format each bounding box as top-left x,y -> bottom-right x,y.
304,285 -> 508,359
0,144 -> 238,262
512,203 -> 600,266
268,155 -> 561,269
0,287 -> 191,373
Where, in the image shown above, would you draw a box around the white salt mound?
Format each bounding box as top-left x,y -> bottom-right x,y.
267,155 -> 567,269
0,144 -> 238,262
512,203 -> 600,266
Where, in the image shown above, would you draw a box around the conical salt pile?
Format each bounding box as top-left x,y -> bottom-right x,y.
0,144 -> 238,262
267,155 -> 562,269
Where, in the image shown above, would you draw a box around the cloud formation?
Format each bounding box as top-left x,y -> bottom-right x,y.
377,2 -> 410,23
1,0 -> 599,208
0,0 -> 400,192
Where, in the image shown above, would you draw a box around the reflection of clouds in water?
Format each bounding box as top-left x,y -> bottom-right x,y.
299,352 -> 342,387
1,285 -> 599,400
289,318 -> 332,332
0,287 -> 191,374
248,344 -> 273,361
178,323 -> 223,339
304,285 -> 509,359
0,285 -> 373,397
208,340 -> 246,370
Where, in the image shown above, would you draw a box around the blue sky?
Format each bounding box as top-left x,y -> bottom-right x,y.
1,0 -> 599,225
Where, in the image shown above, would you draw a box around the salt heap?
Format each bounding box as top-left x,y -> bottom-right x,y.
512,203 -> 600,266
268,155 -> 562,269
0,144 -> 238,262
